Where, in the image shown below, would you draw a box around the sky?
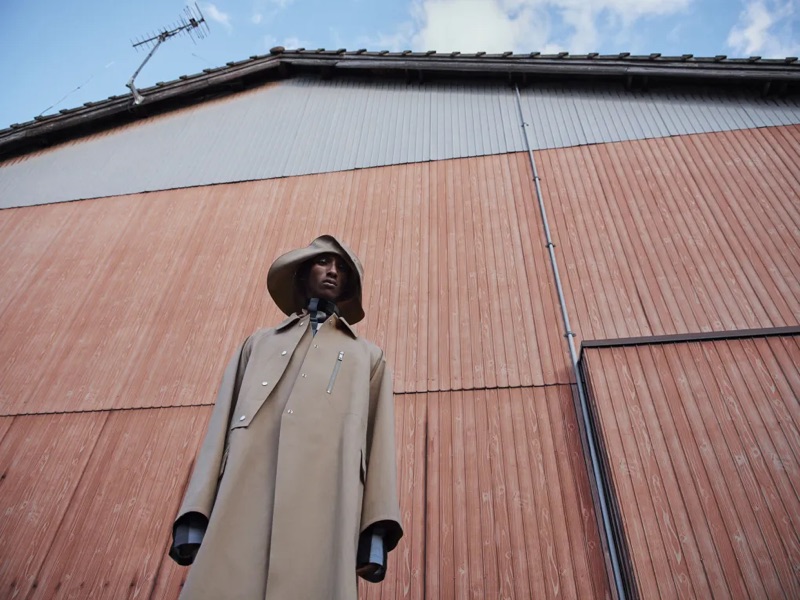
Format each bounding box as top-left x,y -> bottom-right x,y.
1,0 -> 798,129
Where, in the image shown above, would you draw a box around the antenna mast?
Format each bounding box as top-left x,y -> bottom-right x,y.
126,3 -> 210,105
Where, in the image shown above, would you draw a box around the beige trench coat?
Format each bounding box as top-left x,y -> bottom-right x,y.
175,312 -> 402,600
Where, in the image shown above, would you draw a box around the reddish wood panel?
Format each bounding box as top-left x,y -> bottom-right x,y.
359,387 -> 611,599
583,334 -> 800,599
0,413 -> 106,596
0,407 -> 212,600
0,153 -> 572,415
1,121 -> 795,600
540,125 -> 800,345
0,391 -> 610,600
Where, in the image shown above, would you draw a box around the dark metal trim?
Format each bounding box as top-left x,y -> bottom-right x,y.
580,325 -> 800,352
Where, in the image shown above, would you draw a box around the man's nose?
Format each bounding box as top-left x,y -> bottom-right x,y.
326,262 -> 339,277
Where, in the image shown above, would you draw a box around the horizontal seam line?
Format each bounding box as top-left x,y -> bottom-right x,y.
0,382 -> 577,417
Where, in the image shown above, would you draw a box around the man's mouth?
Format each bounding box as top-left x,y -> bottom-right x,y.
322,280 -> 337,288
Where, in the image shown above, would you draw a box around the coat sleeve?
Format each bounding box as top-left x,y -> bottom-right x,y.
173,337 -> 252,526
360,355 -> 403,552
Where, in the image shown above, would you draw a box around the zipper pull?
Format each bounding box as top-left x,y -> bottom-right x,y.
337,351 -> 344,361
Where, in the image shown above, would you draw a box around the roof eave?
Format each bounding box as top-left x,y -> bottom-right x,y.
2,51 -> 799,160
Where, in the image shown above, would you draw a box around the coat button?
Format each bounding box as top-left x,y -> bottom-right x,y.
301,373 -> 307,378
287,409 -> 293,414
281,350 -> 287,356
313,344 -> 318,348
239,415 -> 246,421
261,381 -> 268,386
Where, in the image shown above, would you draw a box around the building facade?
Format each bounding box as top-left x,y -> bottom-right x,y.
0,50 -> 798,598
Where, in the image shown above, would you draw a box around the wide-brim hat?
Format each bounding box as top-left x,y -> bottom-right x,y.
267,235 -> 365,324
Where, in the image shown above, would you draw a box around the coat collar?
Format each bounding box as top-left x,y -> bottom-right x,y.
275,311 -> 358,339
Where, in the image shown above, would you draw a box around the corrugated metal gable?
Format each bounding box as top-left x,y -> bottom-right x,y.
3,77 -> 800,208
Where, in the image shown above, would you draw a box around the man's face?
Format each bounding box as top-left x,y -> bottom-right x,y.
305,253 -> 350,302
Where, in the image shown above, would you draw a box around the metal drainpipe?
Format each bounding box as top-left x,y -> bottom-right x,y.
514,84 -> 627,600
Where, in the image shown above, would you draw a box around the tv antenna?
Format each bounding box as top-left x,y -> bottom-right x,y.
126,3 -> 210,105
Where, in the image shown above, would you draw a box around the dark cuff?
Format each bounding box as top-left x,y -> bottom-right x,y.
169,512 -> 208,566
356,524 -> 387,583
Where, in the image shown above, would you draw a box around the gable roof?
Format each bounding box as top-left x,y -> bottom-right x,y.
2,47 -> 799,159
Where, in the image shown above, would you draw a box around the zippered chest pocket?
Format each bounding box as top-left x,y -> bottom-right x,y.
326,351 -> 344,394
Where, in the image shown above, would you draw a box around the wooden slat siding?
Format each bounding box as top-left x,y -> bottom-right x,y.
619,345 -> 706,597
424,391 -> 442,598
431,161 -> 449,391
407,390 -> 428,599
0,412 -> 107,597
388,160 -> 410,395
0,199 -> 137,413
596,347 -> 671,598
472,386 -> 501,596
453,156 -> 474,388
378,387 -> 610,600
0,154 -> 572,415
672,340 -> 780,597
0,415 -> 13,443
0,408 -> 208,598
509,152 -> 565,385
462,386 -> 486,597
451,389 -> 471,597
718,340 -> 800,590
773,336 -> 800,428
495,154 -> 530,386
538,126 -> 800,346
486,389 -> 516,598
583,335 -> 800,599
417,162 -> 431,393
673,128 -> 800,323
23,406 -> 212,599
0,390 -> 610,600
646,343 -> 748,598
579,357 -> 639,597
0,206 -> 66,321
495,389 -> 532,599
536,383 -> 580,599
770,126 -> 800,204
719,129 -> 800,298
681,134 -> 799,326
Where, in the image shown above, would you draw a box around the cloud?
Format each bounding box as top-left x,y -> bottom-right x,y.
202,3 -> 233,32
263,34 -> 312,50
248,0 -> 292,28
365,24 -> 417,51
727,0 -> 799,58
363,0 -> 693,54
411,0 -> 536,52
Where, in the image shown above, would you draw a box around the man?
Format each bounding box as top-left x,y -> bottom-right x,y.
169,235 -> 403,599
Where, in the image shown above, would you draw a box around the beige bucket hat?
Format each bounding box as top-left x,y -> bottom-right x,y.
267,235 -> 365,324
